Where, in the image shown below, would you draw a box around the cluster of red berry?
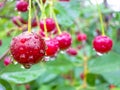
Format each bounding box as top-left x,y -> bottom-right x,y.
5,0 -> 113,68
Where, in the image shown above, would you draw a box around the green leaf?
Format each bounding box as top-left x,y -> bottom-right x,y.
89,52 -> 120,85
0,64 -> 46,84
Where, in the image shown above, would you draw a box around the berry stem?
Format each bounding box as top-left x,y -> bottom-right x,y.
28,0 -> 32,33
36,0 -> 48,37
82,41 -> 88,88
33,3 -> 41,30
83,56 -> 88,88
50,0 -> 62,34
95,0 -> 105,36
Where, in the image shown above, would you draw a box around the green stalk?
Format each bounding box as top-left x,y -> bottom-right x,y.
28,0 -> 32,32
96,0 -> 105,36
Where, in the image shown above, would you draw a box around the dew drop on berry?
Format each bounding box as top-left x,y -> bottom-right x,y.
40,50 -> 44,54
20,54 -> 26,59
29,55 -> 34,60
96,52 -> 103,56
44,56 -> 50,61
19,47 -> 24,51
20,38 -> 26,43
21,65 -> 25,69
60,51 -> 65,54
23,64 -> 32,69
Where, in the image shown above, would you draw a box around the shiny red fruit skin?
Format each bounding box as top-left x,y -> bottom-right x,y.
12,16 -> 27,27
93,35 -> 113,53
56,32 -> 72,50
40,18 -> 56,32
16,1 -> 28,12
45,38 -> 59,56
10,32 -> 46,65
4,57 -> 12,66
109,85 -> 116,89
66,48 -> 77,56
80,73 -> 84,80
77,33 -> 87,41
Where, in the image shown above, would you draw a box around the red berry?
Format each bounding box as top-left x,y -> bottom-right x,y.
40,18 -> 56,32
77,33 -> 87,41
16,0 -> 28,12
45,38 -> 59,57
109,85 -> 116,89
55,32 -> 72,50
42,0 -> 46,3
80,73 -> 84,80
10,32 -> 46,68
32,19 -> 37,28
93,35 -> 113,53
66,48 -> 77,56
12,16 -> 27,27
0,39 -> 2,46
4,56 -> 12,66
0,2 -> 4,8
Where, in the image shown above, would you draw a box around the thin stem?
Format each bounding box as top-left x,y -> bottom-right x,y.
33,3 -> 41,30
43,18 -> 48,37
28,0 -> 32,32
82,41 -> 88,88
50,1 -> 61,34
96,0 -> 105,36
83,56 -> 88,88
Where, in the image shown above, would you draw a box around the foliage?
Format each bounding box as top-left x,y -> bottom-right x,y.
0,0 -> 120,90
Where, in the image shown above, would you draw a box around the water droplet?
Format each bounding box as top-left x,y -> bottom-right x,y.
50,57 -> 56,61
44,56 -> 50,61
21,65 -> 25,69
60,51 -> 65,54
23,64 -> 32,69
40,50 -> 44,54
19,47 -> 24,51
29,56 -> 33,60
20,54 -> 26,59
20,38 -> 26,43
96,52 -> 103,56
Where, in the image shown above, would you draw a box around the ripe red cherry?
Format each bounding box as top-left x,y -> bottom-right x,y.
55,32 -> 72,50
93,35 -> 113,53
42,0 -> 46,3
45,38 -> 59,57
80,73 -> 84,80
12,16 -> 27,27
66,48 -> 77,56
16,0 -> 28,12
10,32 -> 46,68
77,33 -> 87,41
109,85 -> 116,89
0,39 -> 2,46
40,18 -> 56,32
4,56 -> 12,66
